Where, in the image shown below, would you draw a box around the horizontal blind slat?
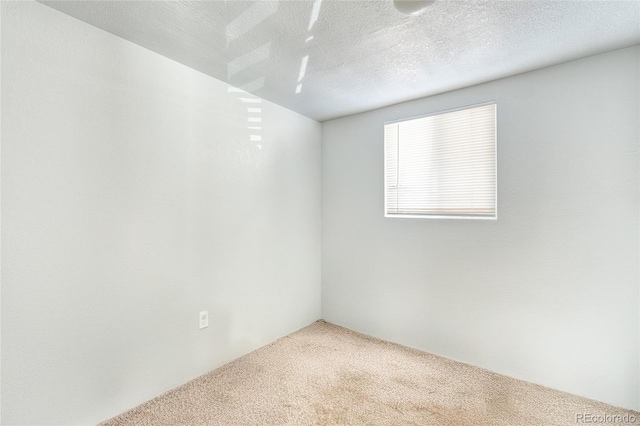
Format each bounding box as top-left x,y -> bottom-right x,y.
384,103 -> 496,218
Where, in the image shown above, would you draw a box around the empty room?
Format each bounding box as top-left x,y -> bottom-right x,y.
1,0 -> 639,425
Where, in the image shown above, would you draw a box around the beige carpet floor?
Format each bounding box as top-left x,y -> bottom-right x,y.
101,320 -> 638,425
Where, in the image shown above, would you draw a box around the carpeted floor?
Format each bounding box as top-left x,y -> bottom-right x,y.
101,320 -> 638,425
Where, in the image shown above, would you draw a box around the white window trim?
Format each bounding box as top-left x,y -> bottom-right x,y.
383,101 -> 498,220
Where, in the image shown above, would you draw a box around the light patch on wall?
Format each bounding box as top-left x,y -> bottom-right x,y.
227,42 -> 271,79
295,84 -> 302,94
298,55 -> 309,82
225,1 -> 279,44
308,0 -> 323,31
239,98 -> 262,104
248,126 -> 262,130
305,35 -> 314,43
248,117 -> 262,123
239,76 -> 265,92
227,86 -> 248,94
247,107 -> 262,113
250,135 -> 262,142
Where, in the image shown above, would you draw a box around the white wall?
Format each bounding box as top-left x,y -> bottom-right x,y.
322,46 -> 640,410
1,2 -> 321,424
2,0 -> 638,422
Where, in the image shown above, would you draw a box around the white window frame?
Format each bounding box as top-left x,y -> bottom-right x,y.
384,102 -> 497,220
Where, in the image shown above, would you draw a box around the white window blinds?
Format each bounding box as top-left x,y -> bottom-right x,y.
384,103 -> 496,219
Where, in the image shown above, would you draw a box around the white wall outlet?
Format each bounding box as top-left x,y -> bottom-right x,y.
199,311 -> 208,329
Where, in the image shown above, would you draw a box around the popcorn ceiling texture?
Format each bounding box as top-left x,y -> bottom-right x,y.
40,0 -> 640,121
101,320 -> 638,425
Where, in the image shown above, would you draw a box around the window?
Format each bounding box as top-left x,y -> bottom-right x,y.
384,103 -> 496,219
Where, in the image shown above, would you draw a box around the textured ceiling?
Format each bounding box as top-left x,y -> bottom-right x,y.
40,0 -> 640,121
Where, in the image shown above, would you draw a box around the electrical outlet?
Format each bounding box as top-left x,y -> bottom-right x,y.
199,311 -> 208,329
